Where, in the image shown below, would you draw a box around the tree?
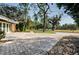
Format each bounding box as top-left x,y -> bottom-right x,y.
33,13 -> 38,30
0,4 -> 20,20
26,16 -> 32,29
57,3 -> 79,27
49,15 -> 61,31
19,3 -> 29,31
37,3 -> 50,32
74,18 -> 79,28
56,24 -> 77,30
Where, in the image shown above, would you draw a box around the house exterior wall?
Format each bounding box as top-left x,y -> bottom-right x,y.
0,21 -> 10,32
0,20 -> 17,32
10,24 -> 16,32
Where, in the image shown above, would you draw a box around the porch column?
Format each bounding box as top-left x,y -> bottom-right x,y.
7,24 -> 10,32
7,24 -> 8,32
0,23 -> 1,30
1,23 -> 3,31
4,23 -> 7,32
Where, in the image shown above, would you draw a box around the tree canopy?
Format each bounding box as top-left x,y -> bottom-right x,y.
57,3 -> 79,27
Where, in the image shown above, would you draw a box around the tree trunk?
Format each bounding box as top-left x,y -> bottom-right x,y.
23,22 -> 26,31
52,24 -> 55,31
43,13 -> 46,32
52,26 -> 54,31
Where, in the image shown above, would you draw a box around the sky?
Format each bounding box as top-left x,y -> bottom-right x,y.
4,3 -> 75,25
47,4 -> 75,25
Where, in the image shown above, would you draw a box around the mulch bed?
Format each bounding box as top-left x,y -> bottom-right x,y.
48,36 -> 79,55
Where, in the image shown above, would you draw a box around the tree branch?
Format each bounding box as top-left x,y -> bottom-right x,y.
37,3 -> 45,12
45,4 -> 49,13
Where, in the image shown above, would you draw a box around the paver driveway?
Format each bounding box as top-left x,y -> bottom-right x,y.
1,32 -> 77,55
0,32 -> 60,55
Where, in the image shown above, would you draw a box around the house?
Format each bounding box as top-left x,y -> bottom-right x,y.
0,15 -> 18,32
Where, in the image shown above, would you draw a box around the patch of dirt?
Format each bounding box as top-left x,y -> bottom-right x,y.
0,40 -> 13,44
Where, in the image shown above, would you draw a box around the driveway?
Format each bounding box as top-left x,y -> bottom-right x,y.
0,32 -> 78,55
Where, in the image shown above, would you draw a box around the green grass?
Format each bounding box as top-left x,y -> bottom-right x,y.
25,29 -> 31,32
55,30 -> 79,33
25,29 -> 55,34
33,29 -> 55,34
24,29 -> 79,33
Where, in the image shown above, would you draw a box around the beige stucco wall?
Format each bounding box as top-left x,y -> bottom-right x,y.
10,24 -> 16,32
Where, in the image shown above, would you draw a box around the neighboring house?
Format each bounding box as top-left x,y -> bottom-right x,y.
0,15 -> 18,32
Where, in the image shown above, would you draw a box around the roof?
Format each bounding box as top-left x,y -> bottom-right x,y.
0,15 -> 19,24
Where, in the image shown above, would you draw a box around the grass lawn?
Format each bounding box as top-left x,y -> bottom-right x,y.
25,29 -> 55,34
33,30 -> 55,34
55,30 -> 79,33
22,29 -> 79,33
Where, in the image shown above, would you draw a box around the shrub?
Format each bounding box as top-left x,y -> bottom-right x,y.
0,30 -> 5,40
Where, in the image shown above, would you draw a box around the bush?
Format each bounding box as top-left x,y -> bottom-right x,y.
0,30 -> 5,40
57,24 -> 77,30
